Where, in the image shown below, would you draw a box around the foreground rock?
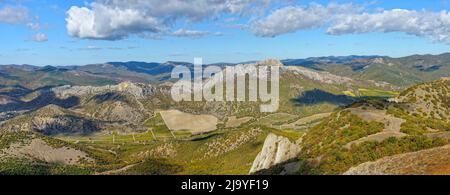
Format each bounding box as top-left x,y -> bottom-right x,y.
249,133 -> 301,174
344,145 -> 450,175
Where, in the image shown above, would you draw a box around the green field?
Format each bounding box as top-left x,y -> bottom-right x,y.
359,88 -> 399,97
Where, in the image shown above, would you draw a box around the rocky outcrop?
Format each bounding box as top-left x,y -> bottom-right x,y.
249,133 -> 301,174
286,66 -> 354,85
52,82 -> 154,99
344,145 -> 450,175
91,101 -> 146,123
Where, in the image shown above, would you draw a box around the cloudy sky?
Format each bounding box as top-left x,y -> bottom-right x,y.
1,0 -> 450,65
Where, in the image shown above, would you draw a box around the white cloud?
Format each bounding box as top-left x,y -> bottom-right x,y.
251,3 -> 450,44
172,29 -> 222,38
31,33 -> 48,42
66,4 -> 163,40
327,9 -> 450,43
65,0 -> 273,40
0,5 -> 28,24
65,1 -> 450,44
27,22 -> 47,31
251,3 -> 357,37
27,22 -> 40,30
80,45 -> 102,50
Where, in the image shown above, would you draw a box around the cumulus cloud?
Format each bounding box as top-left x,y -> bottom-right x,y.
0,5 -> 28,24
251,3 -> 450,44
66,0 -> 272,40
31,33 -> 48,42
65,1 -> 450,44
250,3 -> 358,37
66,4 -> 163,40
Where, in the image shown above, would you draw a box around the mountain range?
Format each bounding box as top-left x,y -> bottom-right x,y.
0,53 -> 449,175
2,53 -> 450,89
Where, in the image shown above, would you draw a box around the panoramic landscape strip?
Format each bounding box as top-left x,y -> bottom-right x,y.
0,0 -> 449,185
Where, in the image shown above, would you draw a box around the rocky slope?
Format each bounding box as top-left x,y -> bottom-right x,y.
344,144 -> 450,175
0,105 -> 100,135
391,77 -> 449,120
297,78 -> 450,174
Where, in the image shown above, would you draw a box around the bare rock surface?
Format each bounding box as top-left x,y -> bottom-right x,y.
344,145 -> 450,175
0,139 -> 92,165
286,66 -> 354,85
52,82 -> 154,99
250,133 -> 301,174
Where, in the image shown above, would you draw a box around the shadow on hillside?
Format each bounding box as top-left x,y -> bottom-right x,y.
90,92 -> 130,104
36,114 -> 100,136
0,85 -> 32,98
292,89 -> 359,106
0,90 -> 80,112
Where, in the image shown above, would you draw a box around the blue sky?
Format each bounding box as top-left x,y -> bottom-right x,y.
1,0 -> 450,65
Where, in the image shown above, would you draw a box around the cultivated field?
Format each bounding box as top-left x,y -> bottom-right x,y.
159,110 -> 219,134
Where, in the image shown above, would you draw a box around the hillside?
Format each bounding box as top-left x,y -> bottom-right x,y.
283,53 -> 450,88
296,78 -> 450,175
0,131 -> 93,175
0,59 -> 448,175
2,52 -> 450,90
344,144 -> 450,175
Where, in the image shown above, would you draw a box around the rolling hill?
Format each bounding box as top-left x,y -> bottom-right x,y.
0,57 -> 449,175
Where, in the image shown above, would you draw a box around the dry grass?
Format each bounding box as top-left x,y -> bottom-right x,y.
226,116 -> 253,128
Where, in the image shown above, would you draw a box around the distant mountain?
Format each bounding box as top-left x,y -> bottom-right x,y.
282,53 -> 450,87
282,55 -> 384,70
2,53 -> 450,89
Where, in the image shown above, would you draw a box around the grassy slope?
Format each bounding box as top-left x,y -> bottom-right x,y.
298,79 -> 450,174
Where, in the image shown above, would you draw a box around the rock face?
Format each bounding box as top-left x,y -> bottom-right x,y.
52,82 -> 154,99
286,66 -> 354,85
249,133 -> 301,174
